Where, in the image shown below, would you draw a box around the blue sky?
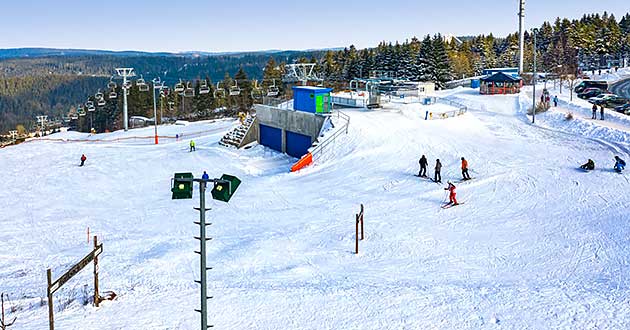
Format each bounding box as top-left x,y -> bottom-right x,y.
1,0 -> 627,52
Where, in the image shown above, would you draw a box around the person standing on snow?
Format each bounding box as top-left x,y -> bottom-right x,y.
614,156 -> 626,172
600,105 -> 605,120
418,155 -> 428,177
553,95 -> 558,107
434,159 -> 442,183
202,171 -> 209,180
189,140 -> 196,152
444,181 -> 458,205
80,154 -> 87,167
461,157 -> 471,180
592,104 -> 598,119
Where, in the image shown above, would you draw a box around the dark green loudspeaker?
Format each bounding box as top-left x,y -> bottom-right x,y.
211,174 -> 241,202
171,172 -> 193,199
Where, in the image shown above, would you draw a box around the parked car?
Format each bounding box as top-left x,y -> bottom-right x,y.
614,103 -> 630,113
578,88 -> 608,99
588,93 -> 617,104
600,96 -> 628,108
574,80 -> 608,93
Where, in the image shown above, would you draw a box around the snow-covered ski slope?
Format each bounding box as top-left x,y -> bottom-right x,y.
2,86 -> 630,329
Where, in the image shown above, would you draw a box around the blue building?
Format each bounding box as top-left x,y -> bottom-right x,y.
292,86 -> 333,114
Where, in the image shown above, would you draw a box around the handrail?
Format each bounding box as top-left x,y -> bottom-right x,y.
310,110 -> 350,159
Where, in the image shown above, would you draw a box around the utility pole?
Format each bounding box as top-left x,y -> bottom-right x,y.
532,28 -> 538,124
518,0 -> 525,75
36,116 -> 48,138
152,78 -> 165,145
115,68 -> 135,131
1,293 -> 16,329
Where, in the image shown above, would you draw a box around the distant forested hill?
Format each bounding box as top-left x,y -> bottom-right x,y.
0,49 -> 325,133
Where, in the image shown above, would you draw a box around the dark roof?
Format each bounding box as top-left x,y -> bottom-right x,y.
480,72 -> 522,83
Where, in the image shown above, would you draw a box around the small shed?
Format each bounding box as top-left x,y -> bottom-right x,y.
480,72 -> 523,95
292,86 -> 333,114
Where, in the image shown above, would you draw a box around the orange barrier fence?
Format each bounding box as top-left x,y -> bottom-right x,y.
290,152 -> 313,172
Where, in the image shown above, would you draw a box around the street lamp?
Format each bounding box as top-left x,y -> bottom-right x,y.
151,78 -> 165,145
532,28 -> 538,124
171,173 -> 241,330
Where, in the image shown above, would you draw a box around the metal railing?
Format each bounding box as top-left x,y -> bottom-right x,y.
310,110 -> 350,159
424,98 -> 468,120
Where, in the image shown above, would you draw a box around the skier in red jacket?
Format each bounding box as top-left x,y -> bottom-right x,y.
444,181 -> 458,205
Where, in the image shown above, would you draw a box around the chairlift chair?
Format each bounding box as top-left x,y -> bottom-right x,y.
199,80 -> 210,94
87,105 -> 96,112
109,90 -> 117,99
229,81 -> 241,96
214,82 -> 226,98
161,86 -> 170,96
251,80 -> 263,100
267,79 -> 279,97
79,110 -> 86,117
183,82 -> 195,97
107,78 -> 117,89
97,98 -> 106,106
174,80 -> 185,93
86,100 -> 94,108
136,76 -> 146,85
95,90 -> 104,100
71,114 -> 79,120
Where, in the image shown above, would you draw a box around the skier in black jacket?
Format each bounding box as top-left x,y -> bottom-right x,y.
418,155 -> 428,177
434,159 -> 442,183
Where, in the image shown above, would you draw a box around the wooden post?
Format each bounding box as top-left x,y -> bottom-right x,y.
93,236 -> 99,307
47,269 -> 54,330
355,215 -> 359,254
360,204 -> 364,240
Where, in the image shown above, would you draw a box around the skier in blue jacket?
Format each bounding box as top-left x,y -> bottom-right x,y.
202,171 -> 210,180
614,156 -> 626,172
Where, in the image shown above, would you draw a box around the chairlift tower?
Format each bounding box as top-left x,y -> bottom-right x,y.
115,68 -> 136,131
518,0 -> 525,75
36,115 -> 48,137
283,63 -> 322,86
151,78 -> 165,144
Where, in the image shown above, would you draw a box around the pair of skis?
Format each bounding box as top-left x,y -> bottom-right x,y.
441,202 -> 464,209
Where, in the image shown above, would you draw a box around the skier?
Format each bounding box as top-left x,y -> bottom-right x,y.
580,159 -> 595,171
189,140 -> 196,152
444,181 -> 458,206
202,171 -> 209,180
461,157 -> 471,180
80,154 -> 87,167
600,105 -> 605,121
614,156 -> 626,172
434,159 -> 442,183
553,95 -> 558,107
592,104 -> 597,119
418,155 -> 428,177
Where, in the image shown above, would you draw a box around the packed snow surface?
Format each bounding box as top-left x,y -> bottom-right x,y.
2,84 -> 630,329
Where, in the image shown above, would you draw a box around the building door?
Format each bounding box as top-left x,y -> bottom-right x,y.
259,124 -> 282,152
285,130 -> 312,158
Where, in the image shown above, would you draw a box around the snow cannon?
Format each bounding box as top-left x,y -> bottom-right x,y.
211,174 -> 241,203
171,172 -> 194,199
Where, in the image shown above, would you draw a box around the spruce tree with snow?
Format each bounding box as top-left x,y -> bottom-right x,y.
430,34 -> 453,89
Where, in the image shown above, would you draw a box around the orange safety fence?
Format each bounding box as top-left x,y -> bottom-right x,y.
290,152 -> 313,172
18,127 -> 227,145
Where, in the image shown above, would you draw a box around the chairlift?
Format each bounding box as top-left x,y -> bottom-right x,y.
88,105 -> 96,112
136,75 -> 146,85
160,86 -> 170,97
138,83 -> 149,92
267,79 -> 279,97
174,80 -> 185,93
107,78 -> 117,89
214,82 -> 226,98
229,80 -> 241,96
86,100 -> 94,108
183,82 -> 195,97
109,90 -> 118,99
71,114 -> 79,120
199,80 -> 210,94
95,90 -> 104,99
97,98 -> 106,106
79,110 -> 86,117
251,80 -> 263,100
